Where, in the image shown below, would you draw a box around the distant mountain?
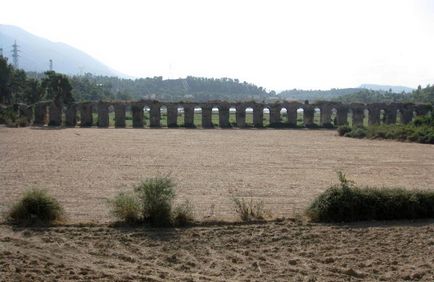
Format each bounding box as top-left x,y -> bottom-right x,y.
359,84 -> 414,93
0,24 -> 124,77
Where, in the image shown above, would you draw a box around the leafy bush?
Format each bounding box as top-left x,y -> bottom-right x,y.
108,192 -> 142,224
232,197 -> 268,222
306,172 -> 434,222
7,189 -> 64,226
344,127 -> 367,138
337,125 -> 351,136
135,177 -> 175,227
109,176 -> 195,227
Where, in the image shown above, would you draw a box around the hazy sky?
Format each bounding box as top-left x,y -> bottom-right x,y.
2,0 -> 434,90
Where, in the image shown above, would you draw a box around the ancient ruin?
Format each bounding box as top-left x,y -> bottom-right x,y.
5,100 -> 433,128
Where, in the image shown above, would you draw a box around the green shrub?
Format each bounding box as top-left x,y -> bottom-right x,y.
337,125 -> 351,136
232,197 -> 268,222
135,176 -> 175,227
8,189 -> 64,226
344,127 -> 367,138
306,172 -> 434,222
109,177 -> 195,227
173,200 -> 195,227
108,192 -> 142,224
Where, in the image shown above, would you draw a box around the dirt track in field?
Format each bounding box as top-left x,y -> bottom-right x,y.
0,127 -> 433,223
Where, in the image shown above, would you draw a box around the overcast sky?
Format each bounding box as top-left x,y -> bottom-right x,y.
2,0 -> 434,91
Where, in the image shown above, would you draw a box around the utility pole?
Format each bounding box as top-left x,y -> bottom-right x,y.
49,59 -> 53,71
11,40 -> 20,68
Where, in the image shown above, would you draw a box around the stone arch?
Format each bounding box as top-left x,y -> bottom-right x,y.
229,106 -> 237,127
212,106 -> 219,127
160,105 -> 168,127
314,106 -> 321,126
262,106 -> 270,127
245,106 -> 254,127
295,107 -> 304,127
280,107 -> 288,124
177,105 -> 185,127
143,105 -> 151,127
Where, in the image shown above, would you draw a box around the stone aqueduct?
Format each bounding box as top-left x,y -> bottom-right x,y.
15,100 -> 433,128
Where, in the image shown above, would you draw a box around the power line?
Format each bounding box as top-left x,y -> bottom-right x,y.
11,40 -> 20,68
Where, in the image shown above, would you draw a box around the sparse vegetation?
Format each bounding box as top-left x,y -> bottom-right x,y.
7,189 -> 64,226
109,176 -> 195,227
232,197 -> 269,222
306,172 -> 434,222
108,192 -> 142,224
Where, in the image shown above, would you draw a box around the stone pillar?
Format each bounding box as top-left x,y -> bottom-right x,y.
350,104 -> 365,127
19,104 -> 33,125
399,104 -> 414,124
336,106 -> 349,126
286,105 -> 298,127
131,103 -> 144,128
319,104 -> 333,127
219,106 -> 230,128
184,105 -> 195,128
114,103 -> 126,128
384,105 -> 397,125
269,104 -> 281,127
97,102 -> 110,128
303,105 -> 315,127
367,107 -> 381,126
48,101 -> 62,126
201,105 -> 213,128
80,102 -> 93,127
235,105 -> 246,128
149,103 -> 161,127
253,104 -> 263,128
34,102 -> 48,125
167,104 -> 178,127
65,104 -> 77,127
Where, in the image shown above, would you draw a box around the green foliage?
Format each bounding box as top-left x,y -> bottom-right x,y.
337,125 -> 351,136
340,115 -> 434,144
41,71 -> 74,105
306,172 -> 434,222
343,127 -> 367,138
232,197 -> 268,222
7,189 -> 64,226
134,177 -> 176,227
109,176 -> 194,227
108,192 -> 142,224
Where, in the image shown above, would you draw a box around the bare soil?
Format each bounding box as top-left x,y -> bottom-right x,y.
1,127 -> 434,281
1,127 -> 433,222
1,220 -> 433,281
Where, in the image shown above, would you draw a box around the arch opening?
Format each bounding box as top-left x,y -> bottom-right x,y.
229,107 -> 237,127
245,107 -> 254,127
212,107 -> 219,127
160,105 -> 168,127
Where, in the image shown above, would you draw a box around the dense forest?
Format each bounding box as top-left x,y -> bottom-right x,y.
1,55 -> 433,105
27,72 -> 273,102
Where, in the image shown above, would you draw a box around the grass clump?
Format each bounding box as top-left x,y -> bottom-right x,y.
109,192 -> 142,224
109,176 -> 195,227
7,189 -> 64,226
232,197 -> 269,222
306,172 -> 434,222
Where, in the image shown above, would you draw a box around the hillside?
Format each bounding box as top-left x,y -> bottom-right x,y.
0,24 -> 123,77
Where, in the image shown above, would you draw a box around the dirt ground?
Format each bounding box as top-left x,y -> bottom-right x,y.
1,127 -> 434,281
1,220 -> 433,281
0,127 -> 433,222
